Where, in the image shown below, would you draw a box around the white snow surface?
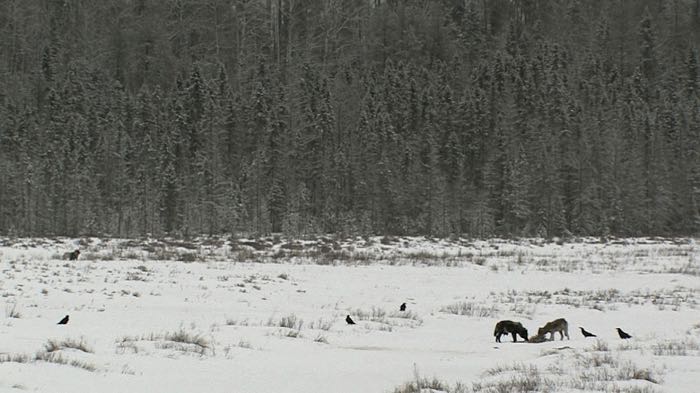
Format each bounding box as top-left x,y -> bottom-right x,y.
0,236 -> 698,393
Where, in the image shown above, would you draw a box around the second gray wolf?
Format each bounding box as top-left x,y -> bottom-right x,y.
537,318 -> 569,341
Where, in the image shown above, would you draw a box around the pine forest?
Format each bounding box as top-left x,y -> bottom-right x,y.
0,0 -> 698,238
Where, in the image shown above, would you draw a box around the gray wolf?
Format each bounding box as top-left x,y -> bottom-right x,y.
537,318 -> 569,341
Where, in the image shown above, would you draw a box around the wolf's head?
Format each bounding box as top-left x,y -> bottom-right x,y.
518,326 -> 528,341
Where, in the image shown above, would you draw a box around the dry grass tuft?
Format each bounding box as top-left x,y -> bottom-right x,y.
440,301 -> 498,318
44,338 -> 93,353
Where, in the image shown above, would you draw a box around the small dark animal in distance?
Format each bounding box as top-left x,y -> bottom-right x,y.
63,250 -> 80,261
399,302 -> 407,312
57,315 -> 69,325
580,327 -> 597,338
617,328 -> 632,339
345,315 -> 356,325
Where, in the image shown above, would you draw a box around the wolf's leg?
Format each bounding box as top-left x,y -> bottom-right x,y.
511,332 -> 517,342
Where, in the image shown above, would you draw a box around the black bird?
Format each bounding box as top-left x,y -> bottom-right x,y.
57,315 -> 69,325
580,327 -> 596,338
399,302 -> 407,312
345,315 -> 356,325
616,328 -> 632,339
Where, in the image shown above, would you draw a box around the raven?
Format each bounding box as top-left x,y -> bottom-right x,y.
580,327 -> 597,338
616,328 -> 632,339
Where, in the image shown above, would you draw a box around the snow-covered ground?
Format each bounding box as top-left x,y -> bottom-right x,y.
0,236 -> 698,393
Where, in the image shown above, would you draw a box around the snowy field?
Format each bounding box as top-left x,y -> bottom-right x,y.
0,236 -> 698,393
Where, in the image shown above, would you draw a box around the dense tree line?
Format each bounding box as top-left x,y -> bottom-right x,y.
0,0 -> 698,238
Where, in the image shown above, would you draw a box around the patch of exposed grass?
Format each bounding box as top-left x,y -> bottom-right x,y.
164,329 -> 210,351
272,314 -> 304,330
393,367 -> 470,393
607,386 -> 660,393
153,249 -> 199,262
115,338 -> 139,354
652,338 -> 700,356
474,347 -> 663,393
591,339 -> 610,352
314,335 -> 328,344
34,351 -> 97,372
352,306 -> 387,322
483,363 -> 537,377
225,318 -> 250,326
0,352 -> 96,372
388,310 -> 422,321
309,318 -> 333,331
440,301 -> 498,318
5,302 -> 21,318
490,286 -> 697,312
117,329 -> 212,356
125,271 -> 147,281
237,340 -> 253,349
616,361 -> 660,384
280,329 -> 302,339
577,352 -> 618,368
473,366 -> 553,393
44,338 -> 93,353
392,377 -> 452,393
617,341 -> 643,352
0,353 -> 30,363
350,306 -> 422,329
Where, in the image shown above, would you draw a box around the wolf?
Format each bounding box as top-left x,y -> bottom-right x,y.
494,320 -> 528,343
63,250 -> 80,261
537,318 -> 569,341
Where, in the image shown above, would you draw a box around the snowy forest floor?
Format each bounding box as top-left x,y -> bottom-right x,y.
0,236 -> 698,393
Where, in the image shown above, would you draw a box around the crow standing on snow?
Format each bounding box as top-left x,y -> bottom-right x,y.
399,302 -> 407,312
616,328 -> 632,339
345,315 -> 356,325
580,327 -> 597,338
57,315 -> 69,325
